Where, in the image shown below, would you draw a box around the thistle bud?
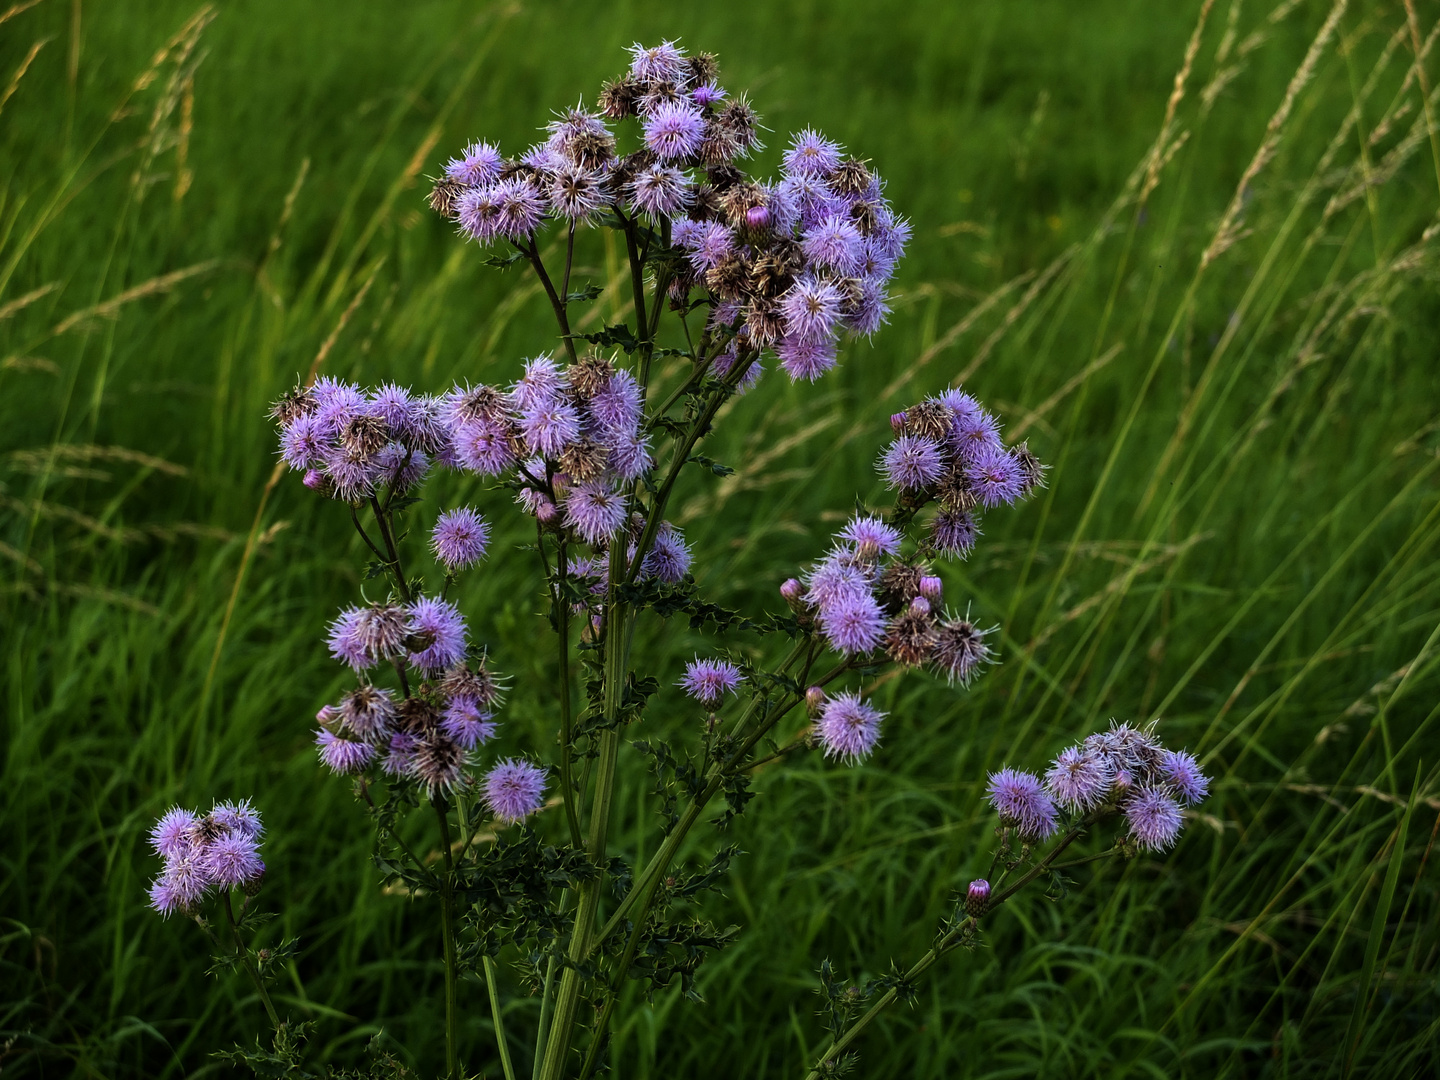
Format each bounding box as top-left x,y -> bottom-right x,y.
805,686 -> 826,716
890,411 -> 908,435
908,596 -> 931,616
965,878 -> 990,918
919,575 -> 943,601
745,204 -> 771,230
302,468 -> 331,494
780,577 -> 806,610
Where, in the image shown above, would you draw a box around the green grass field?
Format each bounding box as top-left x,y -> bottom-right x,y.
4,0 -> 1440,1076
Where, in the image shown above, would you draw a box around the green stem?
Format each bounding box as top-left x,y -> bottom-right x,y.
368,496 -> 412,603
553,535 -> 583,848
223,893 -> 281,1031
800,829 -> 1085,1079
433,798 -> 461,1080
484,954 -> 519,1080
537,540 -> 631,1080
519,238 -> 578,364
531,913 -> 564,1080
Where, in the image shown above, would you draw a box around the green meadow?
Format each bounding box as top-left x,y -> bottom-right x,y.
3,0 -> 1439,1075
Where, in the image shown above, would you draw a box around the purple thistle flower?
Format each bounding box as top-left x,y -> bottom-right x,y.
444,140 -> 503,186
368,382 -> 415,434
986,768 -> 1059,840
310,376 -> 366,427
687,220 -> 736,271
775,336 -> 838,382
783,128 -> 844,176
869,209 -> 912,263
629,165 -> 693,220
641,521 -> 692,582
280,413 -> 329,470
521,142 -> 564,174
965,445 -> 1026,509
149,856 -> 208,916
518,395 -> 581,458
930,509 -> 980,559
456,184 -> 505,243
315,729 -> 374,774
712,344 -> 764,391
383,732 -> 419,778
818,591 -> 886,655
406,596 -> 468,671
513,357 -> 566,410
745,204 -> 771,230
1084,722 -> 1163,775
321,444 -> 382,502
202,831 -> 265,889
817,691 -> 884,762
149,808 -> 201,860
589,369 -> 644,433
801,213 -> 865,275
692,81 -> 726,107
547,161 -> 608,223
431,507 -> 491,570
441,697 -> 498,750
453,417 -> 518,476
1125,787 -> 1185,851
546,106 -> 612,148
777,173 -> 845,230
839,515 -> 903,559
210,799 -> 263,839
1157,749 -> 1210,806
930,618 -> 991,684
805,555 -> 872,609
628,40 -> 689,84
495,176 -> 548,239
950,408 -> 1003,459
327,606 -> 375,670
606,431 -> 653,481
340,685 -> 397,741
934,387 -> 983,424
879,435 -> 945,491
779,276 -> 844,344
679,657 -> 744,706
483,758 -> 548,823
844,277 -> 892,337
564,481 -> 627,545
1044,746 -> 1114,812
374,443 -> 431,492
644,100 -> 706,161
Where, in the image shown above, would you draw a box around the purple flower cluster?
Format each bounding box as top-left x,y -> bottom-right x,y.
428,40 -> 909,387
270,378 -> 446,502
147,801 -> 265,917
880,390 -> 1046,558
988,722 -> 1210,852
781,513 -> 992,684
326,596 -> 467,673
314,656 -> 505,798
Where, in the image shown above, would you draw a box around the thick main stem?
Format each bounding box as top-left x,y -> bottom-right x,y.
433,799 -> 461,1080
484,954 -> 519,1080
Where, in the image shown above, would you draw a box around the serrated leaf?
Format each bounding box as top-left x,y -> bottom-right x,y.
485,252 -> 525,270
565,284 -> 603,302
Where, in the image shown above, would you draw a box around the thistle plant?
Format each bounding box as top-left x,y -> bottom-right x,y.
148,39 -> 1209,1079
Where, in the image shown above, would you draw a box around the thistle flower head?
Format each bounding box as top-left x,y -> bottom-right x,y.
783,128 -> 844,176
679,656 -> 744,706
818,591 -> 886,655
641,521 -> 692,583
930,509 -> 980,559
149,807 -> 201,860
414,735 -> 468,796
628,40 -> 689,85
880,434 -> 945,491
930,618 -> 991,684
564,481 -> 628,545
340,684 -> 397,741
644,100 -> 706,161
405,596 -> 468,671
203,831 -> 265,889
801,213 -> 865,275
775,336 -> 837,382
779,276 -> 844,343
964,878 -> 991,917
986,768 -> 1059,840
817,691 -> 884,762
483,759 -> 548,823
441,697 -> 498,750
1157,749 -> 1210,805
316,729 -> 374,774
1124,787 -> 1184,851
1044,746 -> 1114,812
431,507 -> 491,570
444,139 -> 503,186
210,799 -> 263,839
965,445 -> 1026,508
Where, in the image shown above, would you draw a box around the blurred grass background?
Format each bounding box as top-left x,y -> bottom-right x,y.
3,0 -> 1440,1076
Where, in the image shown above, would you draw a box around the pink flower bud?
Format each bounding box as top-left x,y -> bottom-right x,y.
745,205 -> 771,229
909,596 -> 931,615
919,575 -> 943,600
889,412 -> 908,435
805,686 -> 826,716
965,878 -> 990,917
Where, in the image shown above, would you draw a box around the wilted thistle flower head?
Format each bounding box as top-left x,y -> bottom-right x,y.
146,802 -> 266,917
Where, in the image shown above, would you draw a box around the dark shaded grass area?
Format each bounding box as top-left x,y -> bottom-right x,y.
3,0 -> 1439,1077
